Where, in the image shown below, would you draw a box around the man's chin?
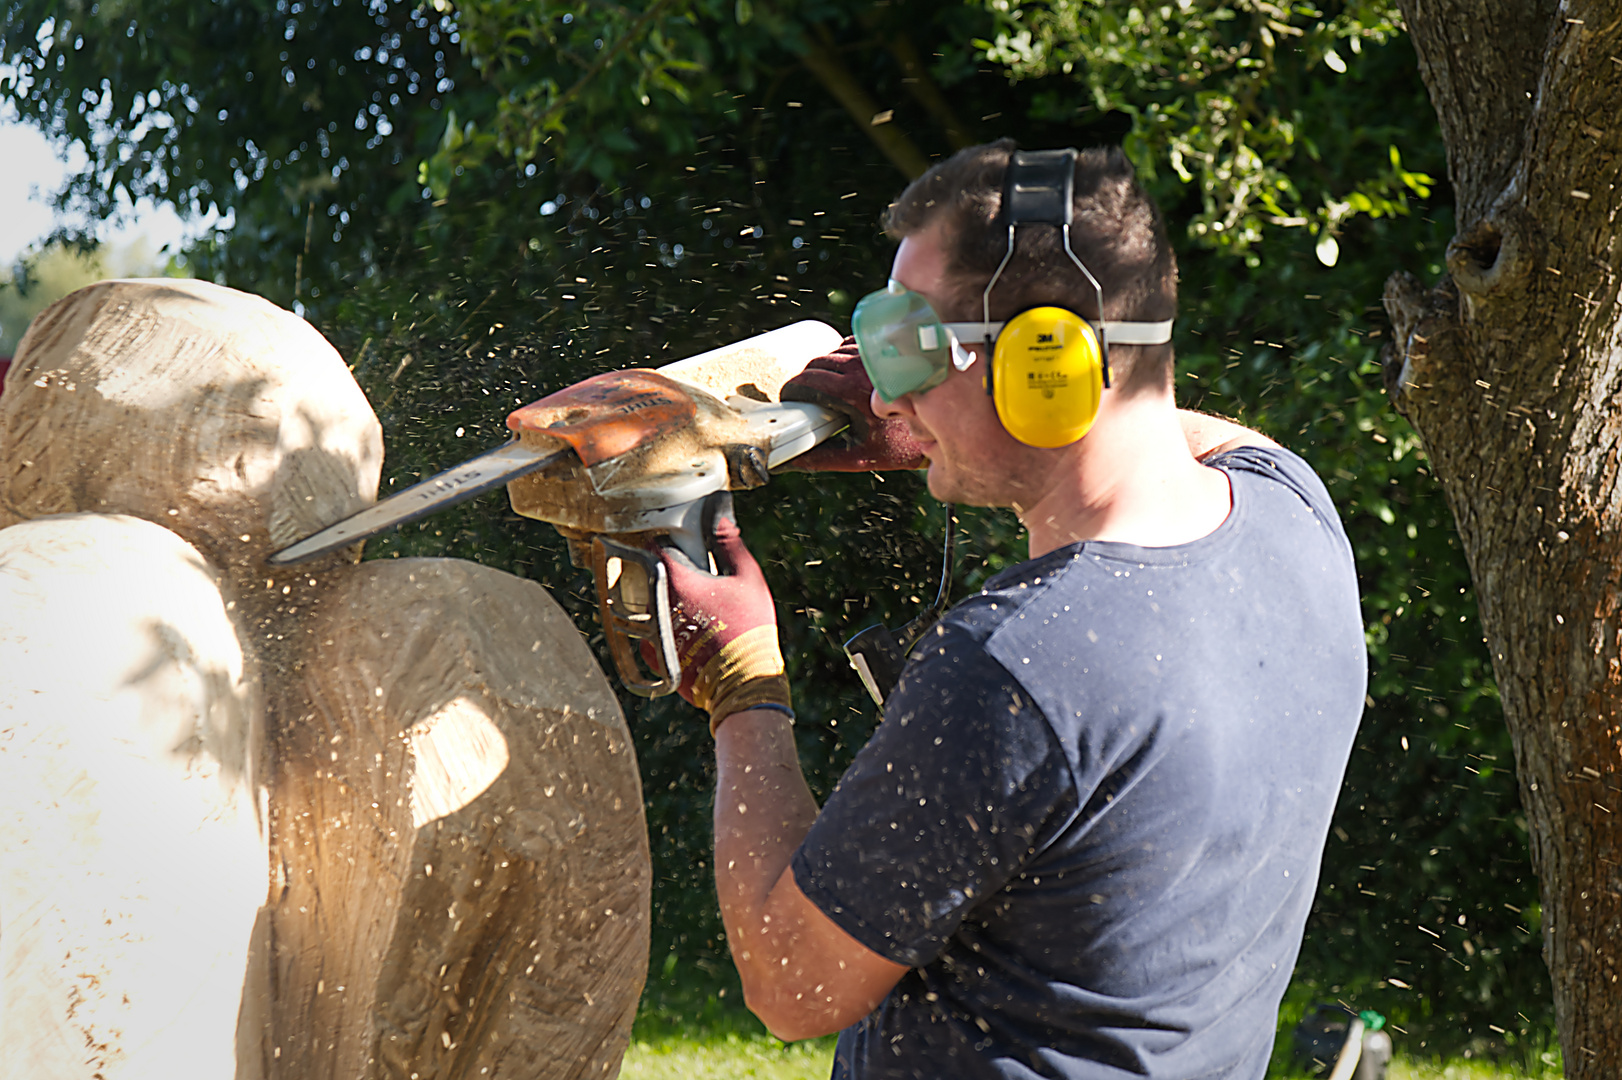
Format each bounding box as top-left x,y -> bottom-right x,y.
927,463 -> 1012,512
924,462 -> 991,508
923,461 -> 952,503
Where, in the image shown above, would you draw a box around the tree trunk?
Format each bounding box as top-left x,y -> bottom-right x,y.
0,280 -> 652,1078
1386,2 -> 1622,1072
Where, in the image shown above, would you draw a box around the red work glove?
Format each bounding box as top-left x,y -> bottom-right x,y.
779,337 -> 927,472
648,493 -> 794,735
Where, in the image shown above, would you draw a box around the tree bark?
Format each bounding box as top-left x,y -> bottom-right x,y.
1387,2 -> 1622,1072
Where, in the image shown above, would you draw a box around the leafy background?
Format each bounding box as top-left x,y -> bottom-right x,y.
1,0 -> 1552,1063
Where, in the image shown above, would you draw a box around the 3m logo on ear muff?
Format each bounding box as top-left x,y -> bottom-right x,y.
988,306 -> 1106,448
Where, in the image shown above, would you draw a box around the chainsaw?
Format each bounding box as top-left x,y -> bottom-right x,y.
270,321 -> 846,696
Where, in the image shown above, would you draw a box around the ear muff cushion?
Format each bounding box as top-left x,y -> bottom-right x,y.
991,306 -> 1105,448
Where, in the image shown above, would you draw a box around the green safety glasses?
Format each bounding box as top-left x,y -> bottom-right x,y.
851,280 -> 975,402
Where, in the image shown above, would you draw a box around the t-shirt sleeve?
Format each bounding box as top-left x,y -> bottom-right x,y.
1208,444 -> 1351,556
792,623 -> 1077,969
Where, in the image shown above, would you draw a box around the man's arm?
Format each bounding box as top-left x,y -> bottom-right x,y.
1178,408 -> 1279,460
712,709 -> 909,1041
645,498 -> 908,1043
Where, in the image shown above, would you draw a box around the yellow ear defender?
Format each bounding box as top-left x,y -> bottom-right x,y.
986,305 -> 1106,447
945,148 -> 1172,449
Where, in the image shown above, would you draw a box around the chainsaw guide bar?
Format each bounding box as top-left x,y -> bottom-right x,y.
267,440 -> 570,565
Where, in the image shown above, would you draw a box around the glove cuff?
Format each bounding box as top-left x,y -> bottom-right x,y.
708,675 -> 795,736
694,623 -> 792,733
692,624 -> 783,708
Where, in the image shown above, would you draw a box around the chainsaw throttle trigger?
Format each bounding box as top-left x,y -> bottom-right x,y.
590,535 -> 680,698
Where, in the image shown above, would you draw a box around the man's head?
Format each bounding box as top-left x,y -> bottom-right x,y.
882,138 -> 1177,396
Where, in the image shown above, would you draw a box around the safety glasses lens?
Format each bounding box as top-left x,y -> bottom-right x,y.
852,286 -> 954,401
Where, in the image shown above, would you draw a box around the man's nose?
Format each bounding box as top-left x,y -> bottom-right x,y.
871,387 -> 911,419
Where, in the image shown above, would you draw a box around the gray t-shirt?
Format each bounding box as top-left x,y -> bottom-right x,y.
793,446 -> 1367,1079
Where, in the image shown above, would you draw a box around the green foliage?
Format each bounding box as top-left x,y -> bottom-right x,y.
1,0 -> 1557,1057
976,0 -> 1423,258
436,0 -> 747,186
0,238 -> 179,351
1,0 -> 472,305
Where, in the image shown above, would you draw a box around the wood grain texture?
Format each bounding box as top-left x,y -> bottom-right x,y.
261,557 -> 650,1080
0,513 -> 269,1080
0,281 -> 652,1079
0,278 -> 383,577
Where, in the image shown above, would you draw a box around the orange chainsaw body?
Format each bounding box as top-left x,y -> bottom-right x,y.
505,369 -> 697,467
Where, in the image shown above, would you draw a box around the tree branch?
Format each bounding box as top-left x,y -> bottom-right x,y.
797,27 -> 930,179
1380,269 -> 1464,414
884,32 -> 975,152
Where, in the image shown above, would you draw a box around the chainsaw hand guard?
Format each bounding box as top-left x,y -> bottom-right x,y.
590,536 -> 681,697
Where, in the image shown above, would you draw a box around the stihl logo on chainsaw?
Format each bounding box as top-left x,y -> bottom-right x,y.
613,393 -> 680,414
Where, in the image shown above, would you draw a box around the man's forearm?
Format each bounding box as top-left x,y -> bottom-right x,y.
711,709 -> 913,1040
713,710 -> 820,991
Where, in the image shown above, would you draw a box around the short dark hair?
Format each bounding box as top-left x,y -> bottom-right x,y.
882,139 -> 1178,394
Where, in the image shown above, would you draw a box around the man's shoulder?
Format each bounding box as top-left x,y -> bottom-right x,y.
907,551 -> 1104,717
1206,443 -> 1340,519
888,564 -> 1078,746
895,589 -> 1033,706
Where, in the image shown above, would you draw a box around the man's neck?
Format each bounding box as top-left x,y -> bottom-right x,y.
1016,393 -> 1233,559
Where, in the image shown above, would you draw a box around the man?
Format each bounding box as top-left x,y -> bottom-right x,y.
653,140 -> 1366,1078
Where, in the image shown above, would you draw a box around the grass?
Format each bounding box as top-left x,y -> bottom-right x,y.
1388,1062 -> 1561,1080
623,983 -> 839,1080
618,1033 -> 1561,1080
620,1031 -> 837,1080
623,980 -> 1563,1080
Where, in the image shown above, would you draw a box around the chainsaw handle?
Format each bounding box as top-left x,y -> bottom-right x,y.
590,536 -> 681,698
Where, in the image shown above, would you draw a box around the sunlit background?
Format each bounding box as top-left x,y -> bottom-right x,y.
0,109 -> 206,351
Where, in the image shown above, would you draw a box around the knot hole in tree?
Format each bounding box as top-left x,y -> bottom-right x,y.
1444,206 -> 1541,298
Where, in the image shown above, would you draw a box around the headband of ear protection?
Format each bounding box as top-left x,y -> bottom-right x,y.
969,148 -> 1173,448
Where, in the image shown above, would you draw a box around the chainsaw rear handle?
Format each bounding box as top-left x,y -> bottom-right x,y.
585,493 -> 736,699
590,536 -> 682,697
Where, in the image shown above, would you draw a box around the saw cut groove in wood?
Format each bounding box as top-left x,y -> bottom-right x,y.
0,278 -> 383,573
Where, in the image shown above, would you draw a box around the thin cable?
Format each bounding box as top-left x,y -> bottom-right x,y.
898,502 -> 955,646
